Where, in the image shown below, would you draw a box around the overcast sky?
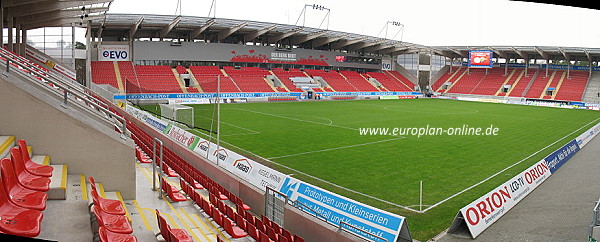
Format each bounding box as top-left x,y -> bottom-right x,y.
108,0 -> 600,48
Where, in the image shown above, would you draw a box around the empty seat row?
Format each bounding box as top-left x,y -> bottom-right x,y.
88,176 -> 137,242
127,120 -> 305,241
0,140 -> 56,237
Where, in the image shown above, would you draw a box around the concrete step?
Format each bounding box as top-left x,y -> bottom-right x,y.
29,152 -> 68,200
37,174 -> 94,242
0,135 -> 15,159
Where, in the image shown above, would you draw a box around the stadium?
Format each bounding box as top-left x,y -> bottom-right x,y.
0,0 -> 599,241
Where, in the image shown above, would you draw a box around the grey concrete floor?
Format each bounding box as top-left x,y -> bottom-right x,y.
437,131 -> 600,242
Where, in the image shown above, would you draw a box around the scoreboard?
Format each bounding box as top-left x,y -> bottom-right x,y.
468,50 -> 493,68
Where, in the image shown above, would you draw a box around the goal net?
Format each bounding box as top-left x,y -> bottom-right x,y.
159,104 -> 194,128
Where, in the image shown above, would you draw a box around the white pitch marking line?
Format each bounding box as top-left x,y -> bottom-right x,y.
194,115 -> 261,134
267,137 -> 405,160
421,117 -> 600,213
188,129 -> 421,213
231,108 -> 358,131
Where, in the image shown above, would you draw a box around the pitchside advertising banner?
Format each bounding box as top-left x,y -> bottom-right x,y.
114,92 -> 422,100
468,50 -> 493,68
452,120 -> 600,238
125,105 -> 410,241
279,177 -> 407,242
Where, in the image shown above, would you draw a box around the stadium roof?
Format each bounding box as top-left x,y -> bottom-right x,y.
91,14 -> 600,63
91,13 -> 433,56
2,0 -> 112,30
434,46 -> 600,63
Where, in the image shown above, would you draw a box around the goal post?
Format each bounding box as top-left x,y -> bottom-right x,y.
159,104 -> 194,128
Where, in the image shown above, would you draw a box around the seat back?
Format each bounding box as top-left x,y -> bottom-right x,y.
92,205 -> 106,224
90,188 -> 103,206
17,139 -> 32,164
235,213 -> 246,230
88,176 -> 97,188
0,159 -> 14,208
246,222 -> 259,240
155,209 -> 172,242
0,158 -> 22,194
9,147 -> 28,176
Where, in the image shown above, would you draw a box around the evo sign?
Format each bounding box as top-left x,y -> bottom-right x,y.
99,45 -> 130,61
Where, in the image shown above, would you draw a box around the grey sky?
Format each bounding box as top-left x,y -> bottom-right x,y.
107,0 -> 599,48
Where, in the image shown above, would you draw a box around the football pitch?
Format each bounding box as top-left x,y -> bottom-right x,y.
140,98 -> 600,240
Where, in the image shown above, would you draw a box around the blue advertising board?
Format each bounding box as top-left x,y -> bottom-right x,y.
279,177 -> 406,242
544,139 -> 580,173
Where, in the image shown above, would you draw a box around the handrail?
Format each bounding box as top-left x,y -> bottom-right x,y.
152,137 -> 164,198
291,200 -> 329,222
0,50 -> 126,139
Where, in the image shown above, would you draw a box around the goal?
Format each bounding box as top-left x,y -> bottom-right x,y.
159,104 -> 194,128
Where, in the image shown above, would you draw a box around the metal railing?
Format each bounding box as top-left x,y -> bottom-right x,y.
0,50 -> 126,139
589,198 -> 600,241
152,137 -> 164,198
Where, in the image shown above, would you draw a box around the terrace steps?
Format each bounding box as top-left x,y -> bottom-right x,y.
444,68 -> 469,93
172,68 -> 189,93
494,69 -> 517,96
550,71 -> 568,100
113,61 -> 126,93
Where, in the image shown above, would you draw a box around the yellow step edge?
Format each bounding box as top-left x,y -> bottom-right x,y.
80,174 -> 88,201
505,70 -> 525,97
133,200 -> 154,232
539,70 -> 557,99
163,195 -> 203,242
0,136 -> 15,154
60,164 -> 68,190
97,183 -> 106,198
494,69 -> 516,96
180,208 -> 213,241
115,191 -> 132,222
551,71 -> 568,100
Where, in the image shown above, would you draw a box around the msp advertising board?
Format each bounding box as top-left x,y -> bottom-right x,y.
450,119 -> 600,238
468,50 -> 493,68
125,105 -> 411,241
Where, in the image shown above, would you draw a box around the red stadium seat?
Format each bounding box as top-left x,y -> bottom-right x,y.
155,209 -> 193,242
0,160 -> 43,237
88,177 -> 127,215
0,159 -> 47,211
93,205 -> 133,234
17,139 -> 53,177
161,177 -> 187,202
99,226 -> 138,242
9,148 -> 50,192
246,222 -> 259,240
224,217 -> 248,238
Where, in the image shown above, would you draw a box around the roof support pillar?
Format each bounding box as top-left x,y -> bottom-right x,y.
7,15 -> 13,51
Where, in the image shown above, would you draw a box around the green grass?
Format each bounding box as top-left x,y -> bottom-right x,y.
140,99 -> 600,241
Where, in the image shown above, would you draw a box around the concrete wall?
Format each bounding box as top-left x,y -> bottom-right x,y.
0,73 -> 136,199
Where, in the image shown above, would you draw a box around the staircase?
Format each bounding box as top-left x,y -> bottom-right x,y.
583,71 -> 600,104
